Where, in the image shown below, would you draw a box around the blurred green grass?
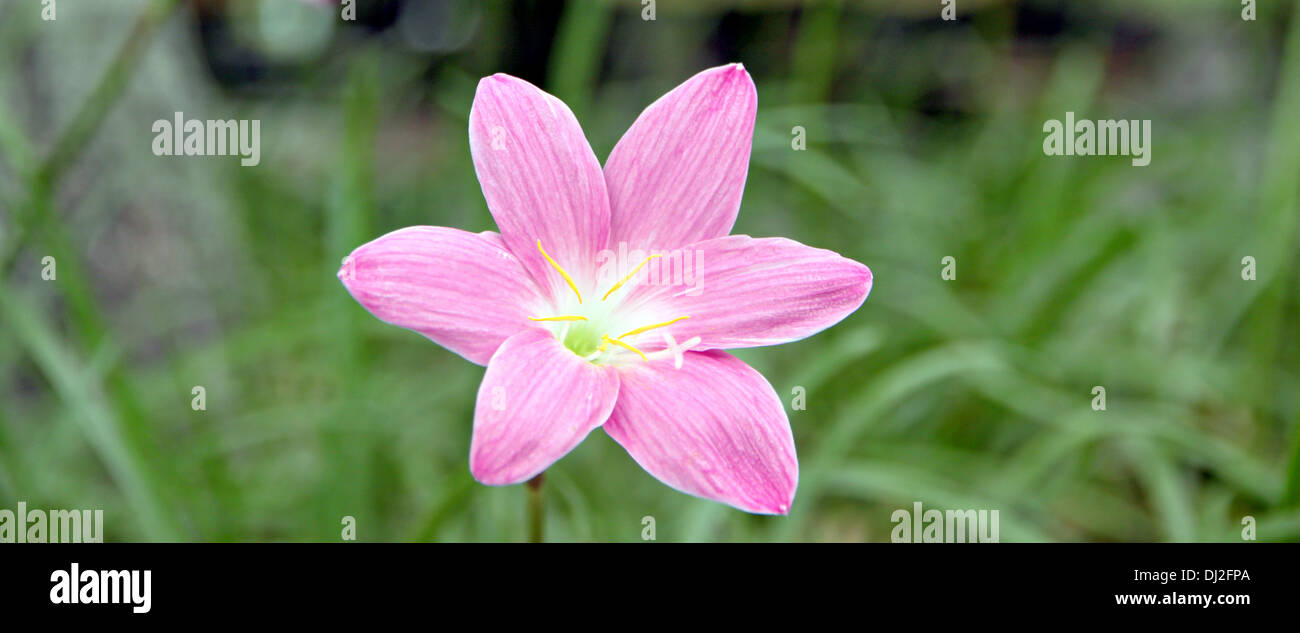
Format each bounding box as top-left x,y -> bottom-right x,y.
0,0 -> 1297,541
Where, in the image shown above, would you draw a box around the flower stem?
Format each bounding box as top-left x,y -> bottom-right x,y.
526,473 -> 545,543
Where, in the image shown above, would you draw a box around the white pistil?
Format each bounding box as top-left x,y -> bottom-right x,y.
662,333 -> 684,369
600,335 -> 700,367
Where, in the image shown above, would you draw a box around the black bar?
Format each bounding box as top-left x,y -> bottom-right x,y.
0,544 -> 1285,621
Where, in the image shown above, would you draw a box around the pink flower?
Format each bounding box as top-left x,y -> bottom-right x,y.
338,64 -> 871,514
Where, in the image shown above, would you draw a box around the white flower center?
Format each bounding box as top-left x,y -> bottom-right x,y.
529,240 -> 695,365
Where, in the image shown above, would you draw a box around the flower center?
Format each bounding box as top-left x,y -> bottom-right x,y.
529,240 -> 693,365
561,319 -> 604,357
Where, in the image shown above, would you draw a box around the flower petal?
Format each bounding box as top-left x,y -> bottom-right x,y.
469,73 -> 610,299
617,235 -> 872,350
604,350 -> 797,514
471,328 -> 620,485
338,226 -> 545,366
604,63 -> 757,252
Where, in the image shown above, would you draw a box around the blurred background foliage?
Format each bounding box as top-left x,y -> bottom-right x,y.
0,0 -> 1297,542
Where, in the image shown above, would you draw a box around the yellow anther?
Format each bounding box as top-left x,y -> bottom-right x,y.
617,316 -> 690,340
537,239 -> 583,304
528,315 -> 588,322
602,254 -> 661,301
602,335 -> 647,361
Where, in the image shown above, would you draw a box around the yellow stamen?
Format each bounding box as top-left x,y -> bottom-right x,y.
602,335 -> 647,361
537,239 -> 583,304
601,254 -> 661,301
617,316 -> 690,340
528,315 -> 588,322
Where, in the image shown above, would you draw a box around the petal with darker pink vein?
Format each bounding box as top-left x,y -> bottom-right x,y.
471,328 -> 620,485
469,73 -> 610,300
338,226 -> 545,366
616,235 -> 872,351
605,63 -> 757,253
604,350 -> 797,514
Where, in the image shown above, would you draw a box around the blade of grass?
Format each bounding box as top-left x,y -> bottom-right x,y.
0,280 -> 177,539
547,0 -> 614,121
1268,5 -> 1300,507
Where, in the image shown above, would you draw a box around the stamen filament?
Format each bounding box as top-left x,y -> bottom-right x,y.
601,335 -> 647,361
537,239 -> 583,304
528,315 -> 588,322
601,254 -> 661,301
617,315 -> 690,340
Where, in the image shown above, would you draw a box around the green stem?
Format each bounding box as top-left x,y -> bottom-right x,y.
526,473 -> 545,543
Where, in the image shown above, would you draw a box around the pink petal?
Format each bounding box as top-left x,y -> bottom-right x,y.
471,328 -> 620,485
338,226 -> 545,366
604,350 -> 797,514
469,74 -> 610,299
618,235 -> 872,351
605,63 -> 757,253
